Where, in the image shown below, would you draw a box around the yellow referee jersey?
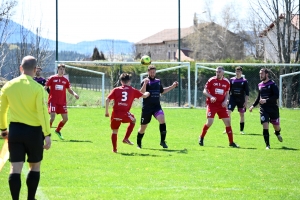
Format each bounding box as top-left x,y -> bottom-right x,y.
0,74 -> 50,136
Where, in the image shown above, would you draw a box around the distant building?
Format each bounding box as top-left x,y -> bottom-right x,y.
260,14 -> 299,63
135,22 -> 244,61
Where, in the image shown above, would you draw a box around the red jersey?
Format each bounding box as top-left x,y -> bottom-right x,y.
46,75 -> 70,104
107,85 -> 143,112
205,76 -> 230,105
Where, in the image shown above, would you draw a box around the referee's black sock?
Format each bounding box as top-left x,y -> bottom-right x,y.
240,122 -> 244,131
26,171 -> 40,200
160,123 -> 167,142
9,173 -> 21,200
263,129 -> 270,146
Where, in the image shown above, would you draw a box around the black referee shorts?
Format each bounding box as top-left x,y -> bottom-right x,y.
8,122 -> 44,163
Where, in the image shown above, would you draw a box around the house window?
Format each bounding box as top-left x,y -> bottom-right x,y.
168,52 -> 170,59
173,52 -> 176,60
174,44 -> 176,47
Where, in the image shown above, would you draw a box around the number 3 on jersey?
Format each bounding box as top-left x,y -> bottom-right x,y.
122,91 -> 128,101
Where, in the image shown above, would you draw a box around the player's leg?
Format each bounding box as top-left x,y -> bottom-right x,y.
154,110 -> 168,148
48,103 -> 56,127
137,113 -> 151,149
8,122 -> 26,200
199,106 -> 215,146
269,106 -> 282,142
237,101 -> 246,134
111,118 -> 121,153
123,112 -> 135,145
55,105 -> 68,140
225,97 -> 235,134
25,126 -> 44,200
260,107 -> 271,149
219,107 -> 239,147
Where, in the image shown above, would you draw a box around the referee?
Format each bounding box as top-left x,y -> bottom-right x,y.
0,55 -> 51,200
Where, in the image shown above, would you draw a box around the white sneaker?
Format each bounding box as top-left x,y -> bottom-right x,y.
266,145 -> 270,150
223,130 -> 226,134
240,131 -> 245,134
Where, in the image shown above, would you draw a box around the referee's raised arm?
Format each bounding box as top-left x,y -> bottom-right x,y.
0,55 -> 51,200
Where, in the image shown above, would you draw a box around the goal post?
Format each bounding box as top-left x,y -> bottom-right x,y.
54,61 -> 190,108
279,71 -> 300,108
194,63 -> 300,108
140,62 -> 191,108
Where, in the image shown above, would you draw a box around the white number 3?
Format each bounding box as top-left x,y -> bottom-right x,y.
122,91 -> 128,101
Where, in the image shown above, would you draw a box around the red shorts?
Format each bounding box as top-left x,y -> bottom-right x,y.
110,111 -> 135,130
206,104 -> 229,119
48,102 -> 68,114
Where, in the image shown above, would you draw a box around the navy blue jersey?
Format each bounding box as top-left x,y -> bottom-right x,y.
229,77 -> 249,98
141,77 -> 164,107
33,77 -> 46,86
253,80 -> 279,107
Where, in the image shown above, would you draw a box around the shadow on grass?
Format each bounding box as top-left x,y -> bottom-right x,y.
276,146 -> 299,151
52,139 -> 93,143
216,145 -> 257,150
144,148 -> 188,154
119,152 -> 162,157
241,133 -> 261,136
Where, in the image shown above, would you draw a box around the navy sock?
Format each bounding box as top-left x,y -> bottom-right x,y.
159,123 -> 167,142
263,129 -> 270,146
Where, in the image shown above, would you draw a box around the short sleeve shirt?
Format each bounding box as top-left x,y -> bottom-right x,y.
107,85 -> 143,112
46,75 -> 70,105
205,76 -> 230,105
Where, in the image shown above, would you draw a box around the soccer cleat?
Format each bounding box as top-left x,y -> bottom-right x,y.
55,131 -> 64,140
160,141 -> 168,148
276,135 -> 283,142
266,145 -> 270,150
240,131 -> 245,134
229,142 -> 239,148
112,149 -> 118,153
137,140 -> 142,149
199,138 -> 204,146
123,139 -> 134,145
222,130 -> 226,134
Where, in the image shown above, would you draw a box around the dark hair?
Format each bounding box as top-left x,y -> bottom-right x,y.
216,66 -> 224,71
36,66 -> 42,71
119,73 -> 131,83
235,66 -> 243,71
148,65 -> 156,71
260,68 -> 269,74
21,56 -> 37,71
57,64 -> 66,69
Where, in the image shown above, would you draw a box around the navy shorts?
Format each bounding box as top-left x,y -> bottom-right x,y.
141,105 -> 164,125
259,105 -> 280,125
8,122 -> 44,163
228,96 -> 246,113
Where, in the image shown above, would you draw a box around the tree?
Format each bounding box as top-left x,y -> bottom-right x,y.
250,0 -> 299,107
0,0 -> 17,77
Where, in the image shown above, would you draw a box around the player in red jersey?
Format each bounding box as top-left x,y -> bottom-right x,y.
105,73 -> 150,153
44,64 -> 79,140
199,66 -> 239,148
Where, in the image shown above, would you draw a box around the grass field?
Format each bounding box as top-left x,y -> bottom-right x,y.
0,107 -> 299,200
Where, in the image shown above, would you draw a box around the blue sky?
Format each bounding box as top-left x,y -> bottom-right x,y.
12,0 -> 250,44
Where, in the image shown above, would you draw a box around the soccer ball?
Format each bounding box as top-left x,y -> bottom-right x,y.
141,55 -> 151,66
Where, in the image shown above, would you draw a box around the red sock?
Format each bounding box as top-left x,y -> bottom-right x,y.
111,133 -> 117,151
200,124 -> 209,138
226,126 -> 233,143
124,123 -> 135,140
55,121 -> 65,132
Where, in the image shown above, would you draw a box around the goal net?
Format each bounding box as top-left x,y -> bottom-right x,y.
54,61 -> 191,108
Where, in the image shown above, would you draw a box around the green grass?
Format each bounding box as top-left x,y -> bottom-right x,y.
0,108 -> 299,199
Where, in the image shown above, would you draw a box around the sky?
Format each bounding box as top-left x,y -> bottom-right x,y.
11,0 -> 251,44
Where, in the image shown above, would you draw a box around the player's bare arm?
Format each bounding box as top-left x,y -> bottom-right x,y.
140,78 -> 149,93
67,88 -> 79,99
43,135 -> 51,150
162,81 -> 178,94
142,92 -> 150,98
203,88 -> 216,103
222,92 -> 229,107
105,98 -> 111,117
